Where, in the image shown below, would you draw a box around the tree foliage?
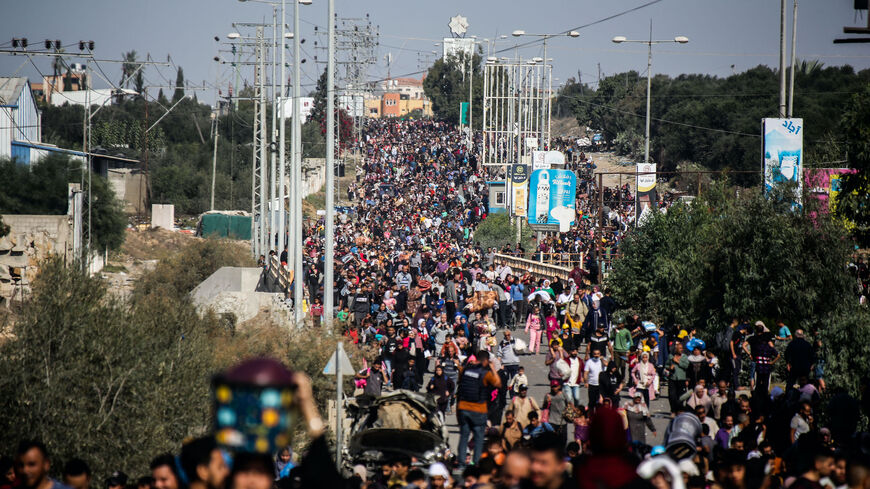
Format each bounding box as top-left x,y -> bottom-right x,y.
554,64 -> 870,177
833,86 -> 870,246
0,154 -> 126,251
173,66 -> 185,102
473,213 -> 533,252
607,183 -> 853,338
0,257 -> 219,480
423,51 -> 483,126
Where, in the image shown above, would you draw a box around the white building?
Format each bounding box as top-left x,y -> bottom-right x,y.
0,77 -> 41,161
278,96 -> 314,124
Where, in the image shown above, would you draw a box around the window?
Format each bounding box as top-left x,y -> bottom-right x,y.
495,192 -> 506,205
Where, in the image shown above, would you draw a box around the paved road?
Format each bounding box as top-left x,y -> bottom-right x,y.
431,339 -> 674,455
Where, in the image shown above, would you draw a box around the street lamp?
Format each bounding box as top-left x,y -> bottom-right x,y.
227,32 -> 241,39
611,32 -> 689,166
510,29 -> 580,149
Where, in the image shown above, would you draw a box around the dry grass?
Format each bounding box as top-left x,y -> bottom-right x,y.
119,227 -> 199,262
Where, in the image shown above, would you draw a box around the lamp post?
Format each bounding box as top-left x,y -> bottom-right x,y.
612,30 -> 689,166
511,30 -> 579,150
239,0 -> 311,318
293,0 -> 312,324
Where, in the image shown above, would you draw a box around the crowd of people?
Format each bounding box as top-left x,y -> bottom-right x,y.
5,120 -> 869,489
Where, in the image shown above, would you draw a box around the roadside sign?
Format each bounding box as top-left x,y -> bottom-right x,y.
323,346 -> 354,375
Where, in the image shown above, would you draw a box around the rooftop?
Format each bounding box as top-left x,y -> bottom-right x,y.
0,77 -> 29,105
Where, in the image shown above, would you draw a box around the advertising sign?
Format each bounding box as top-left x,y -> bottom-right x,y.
510,164 -> 530,217
636,163 -> 657,221
528,169 -> 577,232
459,102 -> 469,125
762,118 -> 804,204
531,150 -> 566,170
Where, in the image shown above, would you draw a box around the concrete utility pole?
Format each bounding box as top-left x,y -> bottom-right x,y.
324,0 -> 336,328
788,0 -> 798,117
269,8 -> 278,252
293,0 -> 308,323
779,0 -> 787,117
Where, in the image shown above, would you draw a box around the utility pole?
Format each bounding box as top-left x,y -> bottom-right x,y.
293,0 -> 305,323
278,1 -> 287,267
779,0 -> 787,117
211,118 -> 219,210
788,0 -> 798,117
324,0 -> 336,329
270,6 -> 278,254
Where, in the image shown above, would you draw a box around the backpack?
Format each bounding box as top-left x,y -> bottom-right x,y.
457,365 -> 488,404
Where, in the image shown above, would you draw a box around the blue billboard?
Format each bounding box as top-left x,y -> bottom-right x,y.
763,118 -> 803,205
527,169 -> 577,230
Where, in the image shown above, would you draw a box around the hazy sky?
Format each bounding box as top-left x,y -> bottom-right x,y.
2,0 -> 869,105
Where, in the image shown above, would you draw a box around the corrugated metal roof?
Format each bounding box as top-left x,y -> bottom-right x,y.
0,77 -> 27,105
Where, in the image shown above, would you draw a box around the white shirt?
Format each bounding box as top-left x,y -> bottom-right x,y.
566,356 -> 582,386
584,358 -> 604,386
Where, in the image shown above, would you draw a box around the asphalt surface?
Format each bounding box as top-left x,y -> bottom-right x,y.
432,339 -> 675,455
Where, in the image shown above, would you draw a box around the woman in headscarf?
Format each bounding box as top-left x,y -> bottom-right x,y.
631,351 -> 658,408
685,384 -> 713,413
623,394 -> 657,444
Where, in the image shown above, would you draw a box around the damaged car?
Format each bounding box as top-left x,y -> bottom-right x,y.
344,390 -> 453,471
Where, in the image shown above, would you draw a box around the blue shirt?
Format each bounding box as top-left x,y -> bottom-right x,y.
523,422 -> 555,438
509,283 -> 525,302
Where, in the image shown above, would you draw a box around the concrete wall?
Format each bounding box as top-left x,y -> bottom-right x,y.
108,168 -> 146,214
301,158 -> 326,197
152,204 -> 174,230
0,214 -> 71,300
191,266 -> 282,323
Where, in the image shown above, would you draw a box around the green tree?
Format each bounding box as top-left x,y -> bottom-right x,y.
173,66 -> 185,102
87,173 -> 126,251
607,183 -> 853,337
120,51 -> 138,88
473,213 -> 533,253
0,257 -> 219,481
423,51 -> 483,126
833,86 -> 870,246
0,154 -> 126,251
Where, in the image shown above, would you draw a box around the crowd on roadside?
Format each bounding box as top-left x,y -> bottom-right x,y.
5,120 -> 869,489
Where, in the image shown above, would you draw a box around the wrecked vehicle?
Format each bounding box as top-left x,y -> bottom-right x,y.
344,390 -> 453,470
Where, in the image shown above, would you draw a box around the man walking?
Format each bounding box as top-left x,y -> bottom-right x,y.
584,349 -> 605,407
456,351 -> 501,470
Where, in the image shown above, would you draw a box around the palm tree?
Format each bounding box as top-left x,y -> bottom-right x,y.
121,50 -> 139,88
50,49 -> 66,101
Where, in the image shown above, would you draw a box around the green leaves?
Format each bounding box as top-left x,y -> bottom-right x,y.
608,183 -> 853,339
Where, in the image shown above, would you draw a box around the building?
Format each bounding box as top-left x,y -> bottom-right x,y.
30,66 -> 89,104
0,77 -> 42,160
364,77 -> 433,119
278,96 -> 314,124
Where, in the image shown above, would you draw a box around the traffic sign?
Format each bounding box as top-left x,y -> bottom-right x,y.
323,345 -> 354,375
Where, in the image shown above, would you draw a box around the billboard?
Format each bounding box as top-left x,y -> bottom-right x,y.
442,37 -> 475,61
531,150 -> 566,170
528,169 -> 577,232
510,164 -> 530,217
636,163 -> 657,220
763,118 -> 804,204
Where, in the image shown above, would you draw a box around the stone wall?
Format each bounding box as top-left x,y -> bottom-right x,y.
0,214 -> 72,300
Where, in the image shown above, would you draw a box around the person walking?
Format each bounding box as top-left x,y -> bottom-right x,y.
623,394 -> 657,444
543,380 -> 571,444
525,306 -> 544,355
455,351 -> 501,470
497,330 -> 521,386
583,349 -> 605,407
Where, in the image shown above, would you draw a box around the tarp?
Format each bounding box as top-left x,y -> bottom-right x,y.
199,213 -> 252,240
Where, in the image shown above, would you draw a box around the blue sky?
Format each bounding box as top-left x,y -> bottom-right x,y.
2,0 -> 868,105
